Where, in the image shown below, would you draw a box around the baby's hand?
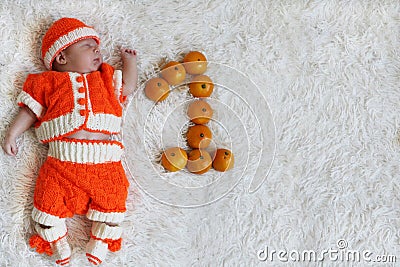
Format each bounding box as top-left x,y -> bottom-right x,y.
121,48 -> 137,62
120,48 -> 138,96
3,134 -> 18,156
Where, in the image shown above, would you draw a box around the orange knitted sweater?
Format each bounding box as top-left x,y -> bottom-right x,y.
17,63 -> 125,143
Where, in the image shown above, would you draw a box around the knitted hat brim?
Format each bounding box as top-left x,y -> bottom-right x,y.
43,27 -> 100,70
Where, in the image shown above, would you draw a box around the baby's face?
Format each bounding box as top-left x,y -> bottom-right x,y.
62,38 -> 103,73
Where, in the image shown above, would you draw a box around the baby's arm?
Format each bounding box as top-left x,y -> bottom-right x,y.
120,48 -> 138,97
3,106 -> 37,156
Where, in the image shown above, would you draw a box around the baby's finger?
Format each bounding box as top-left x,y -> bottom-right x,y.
4,144 -> 16,156
11,144 -> 18,156
122,48 -> 136,55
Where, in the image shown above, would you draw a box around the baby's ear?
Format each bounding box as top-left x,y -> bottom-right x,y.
54,51 -> 67,65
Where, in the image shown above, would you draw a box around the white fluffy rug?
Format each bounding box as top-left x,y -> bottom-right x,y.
1,1 -> 399,266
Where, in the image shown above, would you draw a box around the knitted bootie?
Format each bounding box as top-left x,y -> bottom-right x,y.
86,238 -> 109,265
31,223 -> 71,266
52,236 -> 72,266
86,222 -> 122,265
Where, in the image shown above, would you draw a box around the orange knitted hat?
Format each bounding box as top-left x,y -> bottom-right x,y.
42,18 -> 100,70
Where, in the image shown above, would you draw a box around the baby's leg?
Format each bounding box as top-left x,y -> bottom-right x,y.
85,180 -> 127,265
30,211 -> 71,266
81,143 -> 129,265
30,155 -> 75,266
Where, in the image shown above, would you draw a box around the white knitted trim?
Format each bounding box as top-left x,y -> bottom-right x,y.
86,113 -> 122,132
34,221 -> 67,243
91,222 -> 123,240
113,70 -> 123,103
32,207 -> 66,226
48,140 -> 123,164
36,112 -> 85,141
36,110 -> 122,142
17,91 -> 45,118
86,209 -> 125,224
35,72 -> 122,142
44,27 -> 99,69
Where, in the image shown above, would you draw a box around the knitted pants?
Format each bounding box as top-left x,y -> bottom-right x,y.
30,139 -> 129,264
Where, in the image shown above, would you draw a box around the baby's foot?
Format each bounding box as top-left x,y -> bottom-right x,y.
52,236 -> 71,266
30,223 -> 71,266
86,222 -> 123,265
86,238 -> 109,265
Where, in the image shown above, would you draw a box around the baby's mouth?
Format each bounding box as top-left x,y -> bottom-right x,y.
93,57 -> 101,64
